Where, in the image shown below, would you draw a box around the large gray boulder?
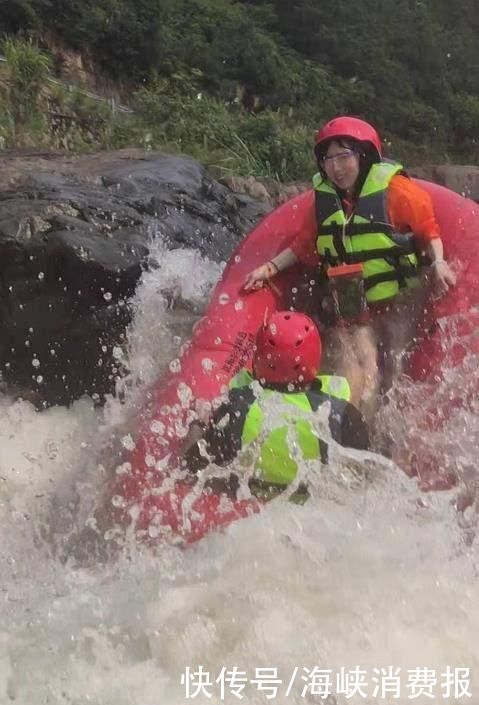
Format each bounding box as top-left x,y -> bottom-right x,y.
0,149 -> 267,405
410,164 -> 479,202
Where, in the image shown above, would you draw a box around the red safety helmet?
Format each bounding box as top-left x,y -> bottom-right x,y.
253,311 -> 321,385
314,116 -> 382,159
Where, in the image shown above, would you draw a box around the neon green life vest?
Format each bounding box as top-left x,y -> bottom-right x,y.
230,372 -> 351,490
314,161 -> 421,304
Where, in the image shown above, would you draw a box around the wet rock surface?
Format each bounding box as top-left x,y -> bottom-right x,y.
0,149 -> 267,405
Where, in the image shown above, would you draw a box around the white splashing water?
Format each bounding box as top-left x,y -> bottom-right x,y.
0,242 -> 478,704
125,244 -> 224,389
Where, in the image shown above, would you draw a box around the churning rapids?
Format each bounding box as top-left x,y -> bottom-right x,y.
0,241 -> 478,705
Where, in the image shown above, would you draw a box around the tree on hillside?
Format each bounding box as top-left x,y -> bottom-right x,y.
1,0 -> 479,156
0,0 -> 51,35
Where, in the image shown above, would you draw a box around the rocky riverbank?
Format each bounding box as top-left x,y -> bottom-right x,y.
0,149 -> 267,405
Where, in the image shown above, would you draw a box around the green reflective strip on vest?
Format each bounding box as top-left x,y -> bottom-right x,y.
314,162 -> 421,303
229,368 -> 254,389
365,265 -> 421,302
318,374 -> 351,401
241,391 -> 320,486
234,372 -> 349,487
258,421 -> 319,485
231,370 -> 350,402
313,171 -> 334,192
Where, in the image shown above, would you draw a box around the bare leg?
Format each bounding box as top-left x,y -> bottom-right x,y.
371,285 -> 429,392
320,282 -> 429,429
351,325 -> 380,423
321,325 -> 378,420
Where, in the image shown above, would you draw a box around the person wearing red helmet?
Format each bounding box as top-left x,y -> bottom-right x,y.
243,116 -> 456,421
253,309 -> 322,385
184,311 -> 369,501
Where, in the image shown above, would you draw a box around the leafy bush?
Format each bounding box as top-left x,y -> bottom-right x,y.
131,81 -> 313,179
0,36 -> 51,145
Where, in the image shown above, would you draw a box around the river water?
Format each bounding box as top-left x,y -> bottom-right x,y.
0,244 -> 477,705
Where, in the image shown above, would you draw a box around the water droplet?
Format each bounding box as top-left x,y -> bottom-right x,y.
103,292 -> 113,301
202,358 -> 214,372
155,453 -> 171,471
174,420 -> 189,438
145,454 -> 156,467
177,382 -> 193,406
38,272 -> 45,280
234,255 -> 241,263
150,420 -> 165,435
219,292 -> 230,305
197,439 -> 209,457
234,300 -> 244,311
36,375 -> 43,383
125,503 -> 139,523
214,337 -> 222,345
111,495 -> 126,508
32,358 -> 40,368
287,383 -> 295,392
169,358 -> 182,374
121,434 -> 135,451
115,462 -> 131,475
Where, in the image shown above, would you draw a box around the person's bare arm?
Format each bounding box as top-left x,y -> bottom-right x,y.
243,248 -> 299,291
427,238 -> 456,295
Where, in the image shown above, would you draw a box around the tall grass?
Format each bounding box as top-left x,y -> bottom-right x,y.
0,36 -> 51,145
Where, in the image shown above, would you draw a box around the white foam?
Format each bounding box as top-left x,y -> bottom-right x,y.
0,245 -> 478,705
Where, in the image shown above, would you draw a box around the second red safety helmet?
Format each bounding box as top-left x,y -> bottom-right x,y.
253,311 -> 321,385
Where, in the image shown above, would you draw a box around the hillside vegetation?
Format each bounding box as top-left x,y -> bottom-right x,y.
1,0 -> 479,178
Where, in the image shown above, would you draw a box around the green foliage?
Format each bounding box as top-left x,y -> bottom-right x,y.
448,92 -> 479,161
1,0 -> 479,167
449,93 -> 479,139
46,84 -> 115,151
132,81 -> 312,179
0,35 -> 51,145
0,0 -> 49,34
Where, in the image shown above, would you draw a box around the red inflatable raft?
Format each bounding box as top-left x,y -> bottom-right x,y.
104,181 -> 479,544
